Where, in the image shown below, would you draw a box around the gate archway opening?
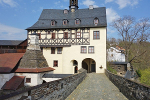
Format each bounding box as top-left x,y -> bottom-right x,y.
82,58 -> 96,73
71,60 -> 78,74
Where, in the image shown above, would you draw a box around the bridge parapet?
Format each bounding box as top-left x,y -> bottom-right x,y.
0,68 -> 87,100
105,69 -> 150,100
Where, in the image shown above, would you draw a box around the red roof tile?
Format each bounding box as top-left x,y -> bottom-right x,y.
0,53 -> 24,73
2,76 -> 25,90
15,67 -> 55,73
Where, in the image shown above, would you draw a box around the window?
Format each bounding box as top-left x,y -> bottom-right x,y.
48,31 -> 50,34
94,18 -> 99,25
81,46 -> 87,53
75,19 -> 80,24
51,47 -> 55,54
118,66 -> 121,70
111,54 -> 113,57
73,60 -> 78,66
93,31 -> 100,39
63,20 -> 68,25
53,60 -> 58,67
26,78 -> 31,83
52,33 -> 55,39
37,33 -> 41,39
64,9 -> 68,14
88,46 -> 94,53
51,20 -> 55,26
64,32 -> 68,39
76,32 -> 81,38
57,48 -> 62,54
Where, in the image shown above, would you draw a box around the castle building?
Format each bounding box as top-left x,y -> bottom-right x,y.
26,0 -> 107,74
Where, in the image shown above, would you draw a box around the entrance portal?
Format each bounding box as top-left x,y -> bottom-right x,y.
71,60 -> 78,74
82,58 -> 96,73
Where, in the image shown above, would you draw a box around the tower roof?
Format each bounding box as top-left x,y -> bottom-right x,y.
16,50 -> 55,73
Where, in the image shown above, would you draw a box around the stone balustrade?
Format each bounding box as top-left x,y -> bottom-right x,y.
105,69 -> 150,100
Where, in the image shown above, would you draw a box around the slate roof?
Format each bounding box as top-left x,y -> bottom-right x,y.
0,40 -> 23,46
2,76 -> 25,90
0,53 -> 24,73
16,50 -> 55,73
110,62 -> 128,65
27,7 -> 107,30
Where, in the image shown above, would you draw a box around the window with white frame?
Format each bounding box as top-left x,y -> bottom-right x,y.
51,20 -> 55,26
63,20 -> 68,25
88,46 -> 94,53
93,31 -> 100,39
75,19 -> 80,24
51,47 -> 55,54
57,48 -> 62,54
94,18 -> 99,25
81,46 -> 87,53
53,60 -> 58,67
76,32 -> 81,38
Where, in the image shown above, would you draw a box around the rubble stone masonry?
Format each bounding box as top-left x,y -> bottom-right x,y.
105,70 -> 150,100
0,69 -> 87,100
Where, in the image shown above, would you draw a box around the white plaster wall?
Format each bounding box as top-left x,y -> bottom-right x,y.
43,48 -> 63,74
42,27 -> 106,74
15,73 -> 44,86
0,73 -> 14,90
107,47 -> 125,62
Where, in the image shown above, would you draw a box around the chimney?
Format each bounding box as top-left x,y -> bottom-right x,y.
89,5 -> 94,9
27,32 -> 41,50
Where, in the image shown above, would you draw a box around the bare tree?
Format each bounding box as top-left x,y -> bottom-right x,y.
111,16 -> 150,62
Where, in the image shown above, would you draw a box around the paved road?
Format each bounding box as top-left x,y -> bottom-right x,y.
66,73 -> 128,100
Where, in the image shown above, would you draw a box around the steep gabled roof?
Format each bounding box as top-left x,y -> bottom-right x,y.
27,7 -> 107,30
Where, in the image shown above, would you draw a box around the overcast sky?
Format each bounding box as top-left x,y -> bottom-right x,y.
0,0 -> 149,40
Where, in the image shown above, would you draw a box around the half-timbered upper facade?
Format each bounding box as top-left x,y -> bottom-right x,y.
26,0 -> 107,74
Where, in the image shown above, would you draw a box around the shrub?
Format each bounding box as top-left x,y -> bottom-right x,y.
140,69 -> 150,86
107,62 -> 117,74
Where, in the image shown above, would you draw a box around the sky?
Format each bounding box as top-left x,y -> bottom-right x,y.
0,0 -> 149,40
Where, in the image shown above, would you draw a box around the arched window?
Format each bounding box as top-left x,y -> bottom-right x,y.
51,20 -> 56,26
94,18 -> 99,25
75,19 -> 80,25
63,19 -> 68,25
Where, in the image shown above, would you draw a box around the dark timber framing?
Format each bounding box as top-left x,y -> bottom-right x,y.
27,28 -> 90,47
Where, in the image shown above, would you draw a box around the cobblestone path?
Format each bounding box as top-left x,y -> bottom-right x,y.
66,73 -> 128,100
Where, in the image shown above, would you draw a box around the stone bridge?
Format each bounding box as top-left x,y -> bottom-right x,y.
66,73 -> 127,100
0,69 -> 150,100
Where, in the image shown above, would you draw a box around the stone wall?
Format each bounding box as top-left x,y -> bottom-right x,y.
105,70 -> 150,100
0,69 -> 87,100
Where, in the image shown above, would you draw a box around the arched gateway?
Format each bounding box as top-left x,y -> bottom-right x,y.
82,58 -> 96,73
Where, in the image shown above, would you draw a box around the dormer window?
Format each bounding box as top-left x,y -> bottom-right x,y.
94,18 -> 99,25
64,9 -> 68,14
63,20 -> 68,25
51,20 -> 56,26
75,19 -> 80,25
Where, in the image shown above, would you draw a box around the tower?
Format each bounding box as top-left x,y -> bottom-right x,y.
69,0 -> 78,12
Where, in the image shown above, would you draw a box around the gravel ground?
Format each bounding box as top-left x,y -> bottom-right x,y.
66,73 -> 128,100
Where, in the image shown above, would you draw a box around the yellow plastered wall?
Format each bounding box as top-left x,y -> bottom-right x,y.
42,27 -> 106,74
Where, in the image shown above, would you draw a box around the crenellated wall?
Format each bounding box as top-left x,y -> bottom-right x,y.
0,69 -> 87,100
105,70 -> 150,100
